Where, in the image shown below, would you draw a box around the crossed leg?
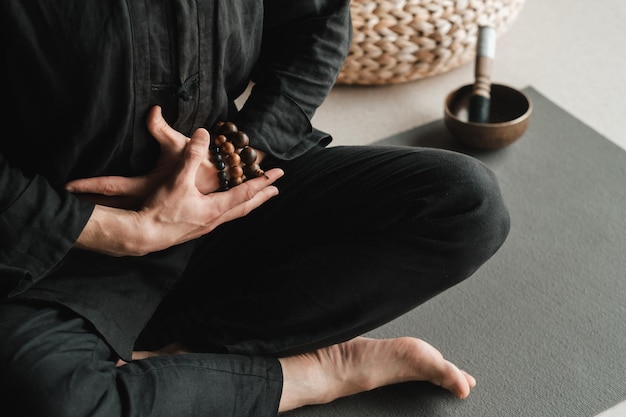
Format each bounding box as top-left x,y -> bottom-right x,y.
124,336 -> 476,413
125,145 -> 505,414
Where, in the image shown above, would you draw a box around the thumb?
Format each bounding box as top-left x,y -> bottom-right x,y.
147,106 -> 189,153
180,128 -> 211,180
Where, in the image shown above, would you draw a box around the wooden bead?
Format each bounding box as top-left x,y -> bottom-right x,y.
214,134 -> 228,147
240,147 -> 257,165
218,121 -> 238,135
244,163 -> 264,178
229,165 -> 244,179
228,152 -> 241,166
231,131 -> 250,148
211,120 -> 265,189
220,141 -> 235,155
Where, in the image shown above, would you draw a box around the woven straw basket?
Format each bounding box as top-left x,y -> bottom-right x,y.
337,0 -> 526,85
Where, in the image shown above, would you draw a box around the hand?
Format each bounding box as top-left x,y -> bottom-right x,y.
66,106 -> 220,209
130,128 -> 283,254
71,111 -> 284,256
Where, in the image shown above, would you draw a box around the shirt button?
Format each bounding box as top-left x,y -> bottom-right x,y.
178,90 -> 192,101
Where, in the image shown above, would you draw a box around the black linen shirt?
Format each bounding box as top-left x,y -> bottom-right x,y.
0,0 -> 351,359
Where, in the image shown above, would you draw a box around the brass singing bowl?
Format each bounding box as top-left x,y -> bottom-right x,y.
444,84 -> 533,149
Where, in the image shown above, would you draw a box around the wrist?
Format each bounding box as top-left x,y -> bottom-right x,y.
76,205 -> 145,256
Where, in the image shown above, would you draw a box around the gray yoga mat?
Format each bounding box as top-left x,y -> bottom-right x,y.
286,87 -> 626,417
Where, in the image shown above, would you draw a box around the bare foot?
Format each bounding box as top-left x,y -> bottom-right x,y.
278,337 -> 476,413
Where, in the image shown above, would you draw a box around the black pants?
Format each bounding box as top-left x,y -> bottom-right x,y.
0,145 -> 510,417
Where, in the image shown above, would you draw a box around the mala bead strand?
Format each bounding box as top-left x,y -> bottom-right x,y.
209,121 -> 266,191
209,144 -> 229,189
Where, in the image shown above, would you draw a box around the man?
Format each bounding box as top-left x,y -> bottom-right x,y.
1,1 -> 508,415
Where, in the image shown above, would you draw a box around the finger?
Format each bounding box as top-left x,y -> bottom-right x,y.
172,168 -> 283,245
146,105 -> 190,152
216,184 -> 280,226
207,168 -> 284,222
130,350 -> 156,361
65,175 -> 149,196
178,128 -> 211,184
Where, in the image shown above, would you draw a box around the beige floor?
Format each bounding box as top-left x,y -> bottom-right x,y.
312,1 -> 626,415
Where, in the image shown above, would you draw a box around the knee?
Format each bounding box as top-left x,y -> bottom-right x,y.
443,152 -> 511,270
417,151 -> 510,277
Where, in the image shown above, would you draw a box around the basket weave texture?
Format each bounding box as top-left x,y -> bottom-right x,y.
337,0 -> 526,85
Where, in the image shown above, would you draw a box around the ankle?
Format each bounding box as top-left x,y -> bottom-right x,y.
278,354 -> 322,412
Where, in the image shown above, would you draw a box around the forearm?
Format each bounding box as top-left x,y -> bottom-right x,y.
255,0 -> 352,116
75,205 -> 144,257
1,154 -> 93,290
72,127 -> 282,259
234,0 -> 351,160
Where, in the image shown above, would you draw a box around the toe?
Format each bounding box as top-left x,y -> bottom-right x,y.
462,370 -> 477,388
439,362 -> 474,399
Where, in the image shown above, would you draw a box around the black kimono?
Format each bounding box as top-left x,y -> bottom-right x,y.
0,1 -> 510,416
1,0 -> 350,357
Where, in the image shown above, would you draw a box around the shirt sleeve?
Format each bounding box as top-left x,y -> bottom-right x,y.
234,0 -> 352,160
0,153 -> 94,296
